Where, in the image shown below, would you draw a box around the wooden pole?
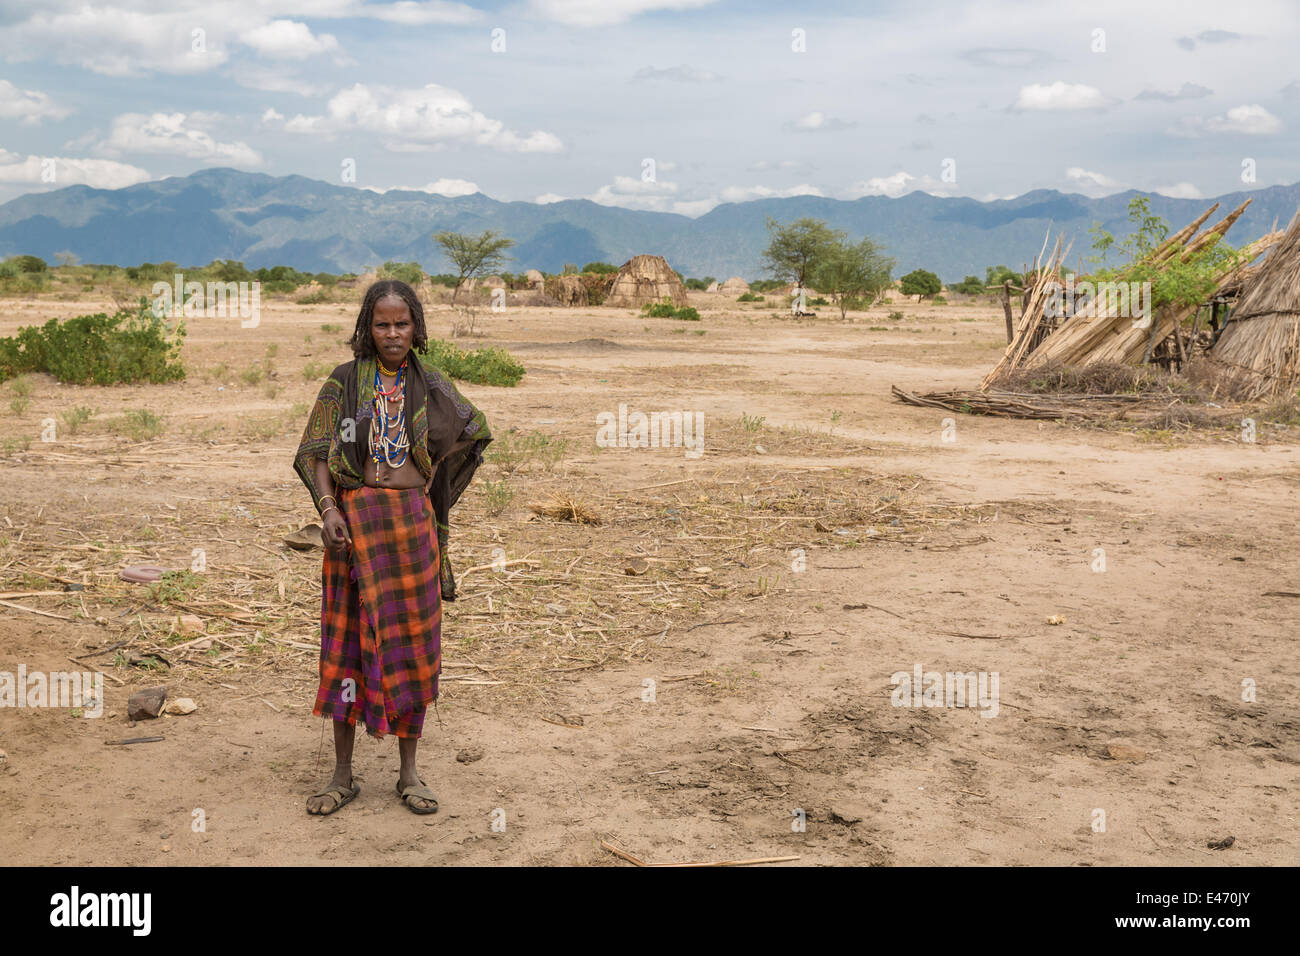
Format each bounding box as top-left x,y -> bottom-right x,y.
1001,280 -> 1015,343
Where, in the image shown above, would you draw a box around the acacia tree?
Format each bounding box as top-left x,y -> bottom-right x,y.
433,229 -> 515,305
899,268 -> 942,302
813,237 -> 895,319
760,217 -> 846,291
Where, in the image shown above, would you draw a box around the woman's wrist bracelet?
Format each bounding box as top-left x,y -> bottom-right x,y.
321,505 -> 339,519
319,495 -> 338,506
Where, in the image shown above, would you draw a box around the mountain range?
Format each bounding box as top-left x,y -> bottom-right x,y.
2,168 -> 1297,281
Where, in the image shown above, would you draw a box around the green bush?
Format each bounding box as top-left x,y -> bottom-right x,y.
951,275 -> 986,295
10,255 -> 47,274
296,288 -> 331,304
379,261 -> 425,286
888,310 -> 904,321
933,295 -> 948,305
0,301 -> 185,385
642,299 -> 699,320
422,339 -> 524,387
737,292 -> 762,302
581,261 -> 618,274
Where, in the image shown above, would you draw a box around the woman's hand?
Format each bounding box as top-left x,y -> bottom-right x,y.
322,507 -> 352,552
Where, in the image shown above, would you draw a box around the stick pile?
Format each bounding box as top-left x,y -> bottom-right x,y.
982,201 -> 1284,389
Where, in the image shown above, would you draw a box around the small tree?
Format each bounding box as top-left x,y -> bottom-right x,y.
581,261 -> 618,274
899,269 -> 942,302
813,237 -> 895,319
760,217 -> 846,291
951,275 -> 986,296
433,229 -> 514,305
985,264 -> 1020,287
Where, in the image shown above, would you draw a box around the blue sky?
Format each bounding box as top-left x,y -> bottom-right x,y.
1,0 -> 1298,211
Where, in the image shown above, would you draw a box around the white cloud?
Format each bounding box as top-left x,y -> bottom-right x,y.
632,65 -> 721,82
1134,82 -> 1212,101
0,150 -> 151,189
589,174 -> 678,209
718,184 -> 823,203
367,178 -> 480,196
284,83 -> 564,153
1012,82 -> 1108,111
0,80 -> 73,125
525,0 -> 719,27
1153,182 -> 1203,199
359,1 -> 484,25
0,6 -> 226,76
534,192 -> 568,204
1168,103 -> 1282,137
844,171 -> 957,199
261,107 -> 285,123
231,66 -> 329,97
96,112 -> 263,166
1064,166 -> 1122,197
788,111 -> 855,132
0,2 -> 480,76
240,20 -> 342,60
1206,104 -> 1282,134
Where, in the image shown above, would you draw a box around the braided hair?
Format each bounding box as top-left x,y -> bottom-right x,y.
348,279 -> 428,358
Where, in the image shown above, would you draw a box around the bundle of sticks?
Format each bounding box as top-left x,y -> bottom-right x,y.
982,200 -> 1284,389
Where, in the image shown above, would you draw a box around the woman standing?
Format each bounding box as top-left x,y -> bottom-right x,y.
293,279 -> 492,815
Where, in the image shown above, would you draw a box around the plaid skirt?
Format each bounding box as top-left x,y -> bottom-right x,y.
313,485 -> 441,739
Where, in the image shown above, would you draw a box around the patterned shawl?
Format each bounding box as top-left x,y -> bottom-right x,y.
293,351 -> 492,600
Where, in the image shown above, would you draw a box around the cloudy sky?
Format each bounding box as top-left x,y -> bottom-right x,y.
1,0 -> 1298,213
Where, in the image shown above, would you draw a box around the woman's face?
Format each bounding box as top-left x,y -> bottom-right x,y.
371,295 -> 414,365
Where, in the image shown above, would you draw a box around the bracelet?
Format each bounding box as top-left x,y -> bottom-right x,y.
321,506 -> 340,519
319,495 -> 338,506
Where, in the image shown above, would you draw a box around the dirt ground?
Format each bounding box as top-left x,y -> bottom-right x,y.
1,290 -> 1296,866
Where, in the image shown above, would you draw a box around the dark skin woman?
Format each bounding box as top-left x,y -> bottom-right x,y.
307,294 -> 436,813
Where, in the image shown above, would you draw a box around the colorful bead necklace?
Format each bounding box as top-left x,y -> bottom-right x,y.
369,357 -> 410,467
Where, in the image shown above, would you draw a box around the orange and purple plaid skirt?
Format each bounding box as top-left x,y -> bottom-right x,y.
314,485 -> 441,739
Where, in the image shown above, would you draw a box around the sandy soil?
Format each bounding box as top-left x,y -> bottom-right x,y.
0,291 -> 1296,866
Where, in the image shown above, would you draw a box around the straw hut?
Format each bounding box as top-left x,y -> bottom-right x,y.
480,275 -> 504,290
1209,210 -> 1300,399
705,280 -> 720,293
545,274 -> 588,306
719,276 -> 750,295
605,254 -> 689,308
524,269 -> 545,290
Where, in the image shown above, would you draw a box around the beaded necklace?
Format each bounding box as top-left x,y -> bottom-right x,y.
369,357 -> 410,467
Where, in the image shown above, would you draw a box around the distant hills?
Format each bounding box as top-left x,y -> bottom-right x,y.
2,168 -> 1297,281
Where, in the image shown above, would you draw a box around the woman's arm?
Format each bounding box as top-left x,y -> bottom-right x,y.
314,457 -> 352,551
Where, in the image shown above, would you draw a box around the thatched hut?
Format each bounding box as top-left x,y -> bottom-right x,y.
705,280 -> 720,293
480,275 -> 504,290
719,276 -> 750,295
1210,210 -> 1300,399
524,268 -> 545,289
545,274 -> 588,306
605,254 -> 688,308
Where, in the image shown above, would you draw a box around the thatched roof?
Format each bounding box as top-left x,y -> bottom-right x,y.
605,254 -> 688,308
705,280 -> 720,293
719,276 -> 750,294
545,274 -> 588,306
1210,208 -> 1300,399
524,268 -> 545,287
